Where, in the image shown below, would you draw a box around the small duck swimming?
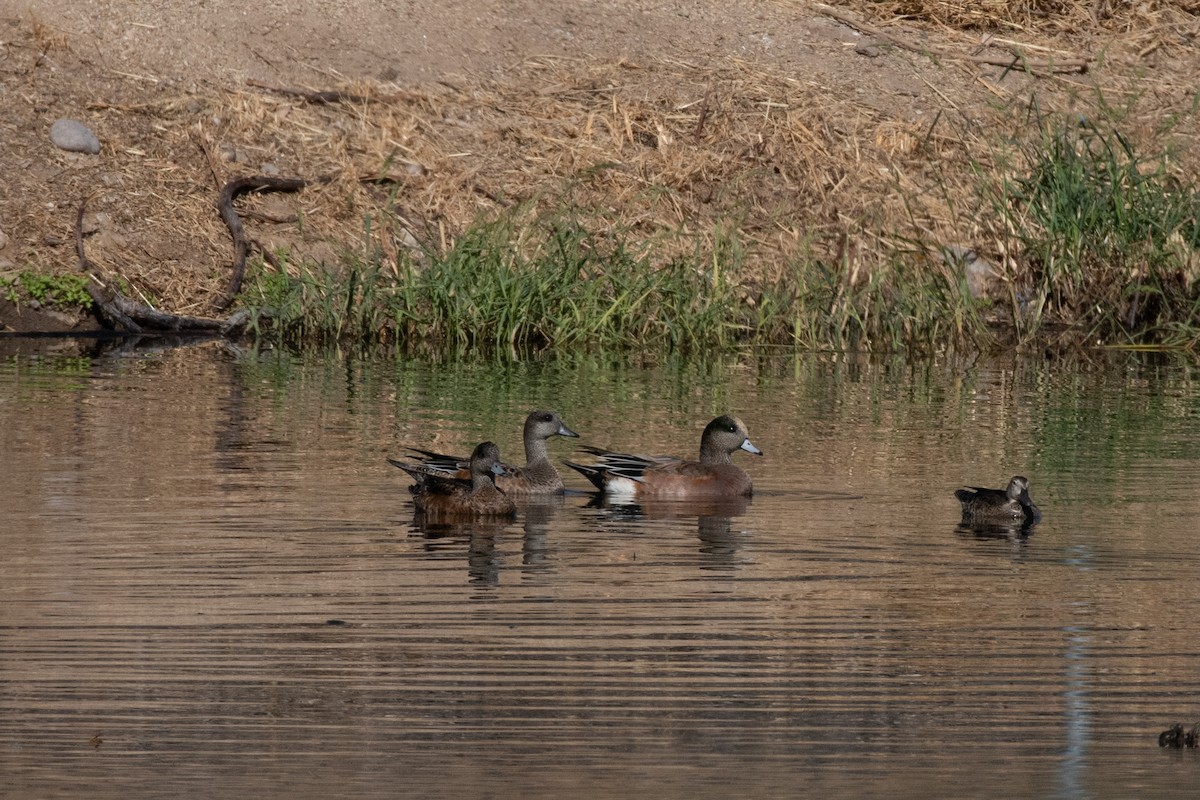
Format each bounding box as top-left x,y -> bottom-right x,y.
389,441 -> 517,519
402,410 -> 579,495
565,415 -> 762,499
955,475 -> 1041,524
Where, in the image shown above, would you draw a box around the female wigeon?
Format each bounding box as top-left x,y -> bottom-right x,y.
565,414 -> 762,498
389,441 -> 517,519
402,410 -> 579,495
955,475 -> 1041,524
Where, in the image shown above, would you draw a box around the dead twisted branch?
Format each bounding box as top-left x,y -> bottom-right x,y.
214,175 -> 310,310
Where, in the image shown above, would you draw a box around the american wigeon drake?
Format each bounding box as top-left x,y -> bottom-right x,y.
403,410 -> 579,495
389,441 -> 517,519
565,414 -> 762,498
955,475 -> 1041,524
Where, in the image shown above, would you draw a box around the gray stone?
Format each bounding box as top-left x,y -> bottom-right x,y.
50,119 -> 101,154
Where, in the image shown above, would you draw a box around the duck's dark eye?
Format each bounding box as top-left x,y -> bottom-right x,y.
539,412 -> 553,422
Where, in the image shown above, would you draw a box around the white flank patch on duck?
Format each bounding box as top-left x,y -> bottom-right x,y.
602,475 -> 642,499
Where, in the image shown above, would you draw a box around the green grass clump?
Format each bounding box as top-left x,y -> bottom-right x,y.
246,212 -> 978,354
779,252 -> 981,352
243,201 -> 992,354
245,207 -> 771,353
423,215 -> 761,350
993,117 -> 1200,344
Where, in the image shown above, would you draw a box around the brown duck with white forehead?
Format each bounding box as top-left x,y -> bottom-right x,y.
565,415 -> 762,498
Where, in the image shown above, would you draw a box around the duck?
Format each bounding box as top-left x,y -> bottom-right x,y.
402,410 -> 579,495
955,475 -> 1041,524
389,441 -> 517,519
565,414 -> 762,498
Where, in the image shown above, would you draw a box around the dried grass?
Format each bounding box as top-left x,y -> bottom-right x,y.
10,45 -> 953,310
828,0 -> 1200,81
834,0 -> 1200,35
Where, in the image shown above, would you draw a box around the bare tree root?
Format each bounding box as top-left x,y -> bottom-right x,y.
76,198 -> 253,336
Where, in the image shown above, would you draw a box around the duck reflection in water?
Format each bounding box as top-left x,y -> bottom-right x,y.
397,482 -> 567,589
411,520 -> 509,587
409,501 -> 566,588
584,493 -> 754,568
515,497 -> 561,573
956,517 -> 1038,541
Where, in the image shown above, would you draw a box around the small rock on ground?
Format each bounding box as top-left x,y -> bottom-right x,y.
50,119 -> 101,154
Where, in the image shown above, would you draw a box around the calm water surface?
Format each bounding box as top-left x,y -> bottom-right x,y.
2,338 -> 1199,798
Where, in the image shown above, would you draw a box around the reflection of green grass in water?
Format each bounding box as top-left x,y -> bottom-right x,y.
1028,353 -> 1200,490
230,346 -> 764,457
230,345 -> 1198,525
242,118 -> 1200,354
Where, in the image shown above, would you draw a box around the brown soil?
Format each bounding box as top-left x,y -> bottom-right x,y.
1,1 -> 1197,333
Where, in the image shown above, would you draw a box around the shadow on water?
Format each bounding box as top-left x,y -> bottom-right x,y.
0,331 -> 234,360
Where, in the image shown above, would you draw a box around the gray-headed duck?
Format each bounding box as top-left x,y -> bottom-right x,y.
955,475 -> 1041,524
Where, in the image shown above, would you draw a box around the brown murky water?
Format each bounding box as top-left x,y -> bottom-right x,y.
2,338 -> 1199,798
